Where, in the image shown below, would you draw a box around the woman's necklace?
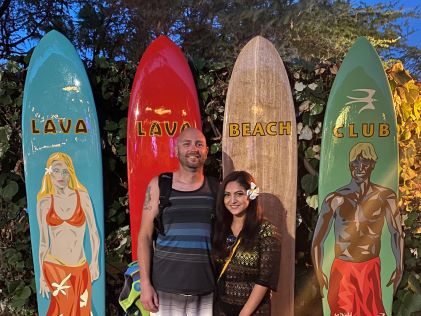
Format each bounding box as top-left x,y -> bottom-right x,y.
227,222 -> 243,250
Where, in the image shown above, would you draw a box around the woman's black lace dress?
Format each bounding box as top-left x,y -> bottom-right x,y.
215,220 -> 281,316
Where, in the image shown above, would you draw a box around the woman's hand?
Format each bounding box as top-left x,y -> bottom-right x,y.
239,310 -> 251,316
39,275 -> 50,298
90,261 -> 99,281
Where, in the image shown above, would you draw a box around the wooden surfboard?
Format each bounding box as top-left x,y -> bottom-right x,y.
312,37 -> 399,315
22,31 -> 105,315
222,36 -> 297,316
127,35 -> 202,260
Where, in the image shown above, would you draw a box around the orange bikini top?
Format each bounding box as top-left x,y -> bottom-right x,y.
46,190 -> 86,227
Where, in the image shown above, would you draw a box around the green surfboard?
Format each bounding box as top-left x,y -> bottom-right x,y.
311,37 -> 402,316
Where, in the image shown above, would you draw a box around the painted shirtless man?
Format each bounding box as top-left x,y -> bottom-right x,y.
312,142 -> 404,316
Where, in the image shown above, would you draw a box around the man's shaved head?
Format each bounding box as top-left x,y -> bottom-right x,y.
177,127 -> 206,145
176,127 -> 208,171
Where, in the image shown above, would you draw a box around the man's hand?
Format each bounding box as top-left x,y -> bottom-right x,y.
140,283 -> 159,312
386,267 -> 402,294
315,270 -> 329,297
89,261 -> 99,281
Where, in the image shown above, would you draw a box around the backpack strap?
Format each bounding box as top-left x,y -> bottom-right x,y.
206,176 -> 220,223
206,176 -> 220,198
154,172 -> 173,237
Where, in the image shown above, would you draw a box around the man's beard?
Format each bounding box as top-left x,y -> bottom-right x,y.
180,152 -> 203,170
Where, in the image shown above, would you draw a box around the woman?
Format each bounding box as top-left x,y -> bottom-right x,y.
212,171 -> 281,316
36,152 -> 100,316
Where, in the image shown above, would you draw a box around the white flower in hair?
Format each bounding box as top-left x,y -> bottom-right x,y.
45,166 -> 53,175
247,182 -> 259,200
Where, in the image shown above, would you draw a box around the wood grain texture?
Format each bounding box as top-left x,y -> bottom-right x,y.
222,36 -> 297,316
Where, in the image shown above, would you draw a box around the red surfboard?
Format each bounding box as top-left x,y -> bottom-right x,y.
127,36 -> 202,260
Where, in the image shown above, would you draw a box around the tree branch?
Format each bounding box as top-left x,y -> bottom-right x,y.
0,0 -> 11,18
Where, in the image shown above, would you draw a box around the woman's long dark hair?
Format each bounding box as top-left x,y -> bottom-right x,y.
212,171 -> 263,259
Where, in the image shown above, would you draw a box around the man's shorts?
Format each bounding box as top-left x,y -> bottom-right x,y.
151,290 -> 213,316
328,257 -> 386,316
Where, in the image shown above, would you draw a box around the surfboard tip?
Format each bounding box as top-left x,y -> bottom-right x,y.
349,36 -> 378,57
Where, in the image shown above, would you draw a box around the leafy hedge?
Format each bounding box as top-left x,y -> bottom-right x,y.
0,54 -> 419,315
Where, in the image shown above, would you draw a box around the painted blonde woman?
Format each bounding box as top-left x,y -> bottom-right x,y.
37,152 -> 100,316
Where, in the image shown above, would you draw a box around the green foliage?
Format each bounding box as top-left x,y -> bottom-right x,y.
0,62 -> 35,314
88,57 -> 135,313
192,57 -> 229,179
386,62 -> 421,315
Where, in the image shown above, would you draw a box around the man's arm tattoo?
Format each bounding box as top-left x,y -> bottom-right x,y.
143,185 -> 152,211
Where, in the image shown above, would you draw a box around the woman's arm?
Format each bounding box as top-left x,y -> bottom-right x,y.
242,222 -> 281,314
239,284 -> 269,316
81,191 -> 100,281
37,197 -> 51,298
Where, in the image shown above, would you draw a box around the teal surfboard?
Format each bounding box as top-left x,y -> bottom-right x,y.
312,37 -> 401,316
22,30 -> 105,315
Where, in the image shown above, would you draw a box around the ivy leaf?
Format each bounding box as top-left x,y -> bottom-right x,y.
397,292 -> 421,315
306,195 -> 318,209
118,127 -> 127,139
201,91 -> 209,103
299,125 -> 313,140
408,273 -> 421,294
299,100 -> 311,114
308,83 -> 318,90
310,103 -> 324,115
301,112 -> 310,125
301,174 -> 318,195
0,125 -> 12,158
204,75 -> 214,87
213,62 -> 225,70
2,180 -> 19,201
119,117 -> 127,129
210,143 -> 221,154
119,93 -> 130,110
15,286 -> 31,300
108,207 -> 117,217
117,145 -> 126,156
294,82 -> 306,92
305,147 -> 315,159
6,279 -> 24,294
10,298 -> 26,309
193,58 -> 206,71
0,95 -> 12,105
104,120 -> 118,131
198,74 -> 214,89
404,212 -> 418,227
